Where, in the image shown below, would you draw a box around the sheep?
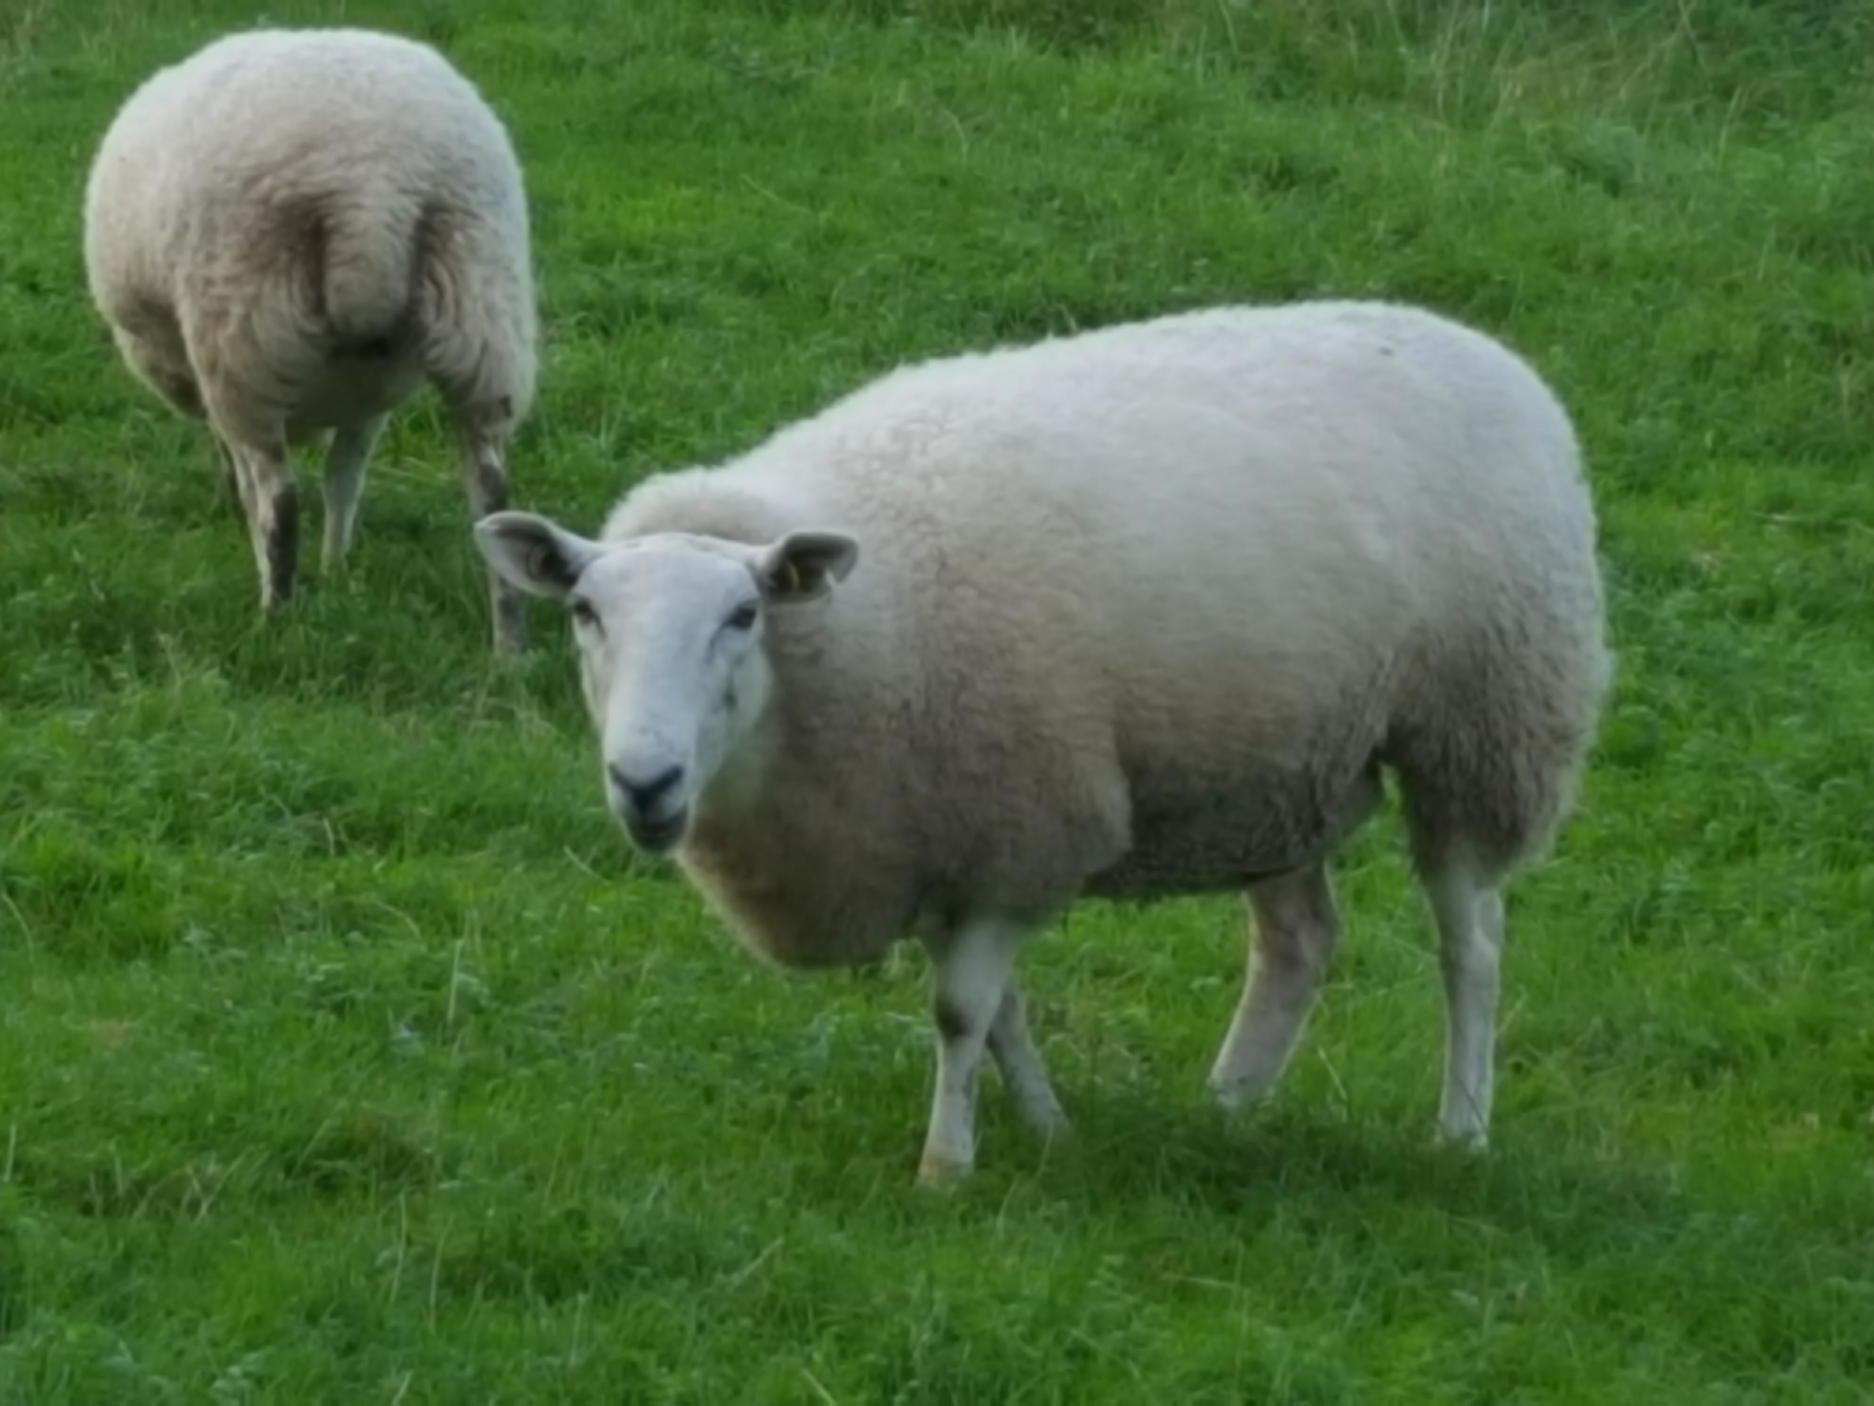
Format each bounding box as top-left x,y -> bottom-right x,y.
475,301 -> 1611,1184
84,27 -> 538,650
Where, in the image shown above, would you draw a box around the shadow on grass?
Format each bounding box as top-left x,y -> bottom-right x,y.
976,1087 -> 1857,1267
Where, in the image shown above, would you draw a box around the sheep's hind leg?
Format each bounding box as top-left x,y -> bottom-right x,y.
986,979 -> 1068,1135
1208,864 -> 1339,1110
1423,860 -> 1506,1149
457,419 -> 527,653
918,919 -> 1025,1185
226,439 -> 298,612
215,436 -> 244,520
321,415 -> 388,572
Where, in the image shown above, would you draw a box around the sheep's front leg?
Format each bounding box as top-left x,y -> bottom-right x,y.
1209,864 -> 1339,1109
919,920 -> 1024,1185
321,415 -> 388,572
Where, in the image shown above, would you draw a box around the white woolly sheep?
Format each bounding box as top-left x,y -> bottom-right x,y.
84,27 -> 537,649
476,301 -> 1611,1183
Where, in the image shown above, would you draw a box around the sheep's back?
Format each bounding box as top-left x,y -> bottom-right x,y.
85,30 -> 524,313
733,302 -> 1602,895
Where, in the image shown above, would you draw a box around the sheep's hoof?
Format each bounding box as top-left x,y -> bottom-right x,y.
915,1151 -> 973,1188
1207,1077 -> 1271,1114
1027,1107 -> 1073,1140
1434,1124 -> 1490,1153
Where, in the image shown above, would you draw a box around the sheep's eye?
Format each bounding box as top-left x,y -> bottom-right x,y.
569,599 -> 598,629
725,602 -> 759,632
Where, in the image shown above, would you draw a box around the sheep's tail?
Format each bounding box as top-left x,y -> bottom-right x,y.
317,191 -> 423,345
280,187 -> 535,427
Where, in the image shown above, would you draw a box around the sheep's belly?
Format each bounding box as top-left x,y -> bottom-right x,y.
285,349 -> 425,440
1087,764 -> 1382,899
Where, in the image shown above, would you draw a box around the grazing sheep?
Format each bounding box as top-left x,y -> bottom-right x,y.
84,27 -> 537,649
477,301 -> 1611,1183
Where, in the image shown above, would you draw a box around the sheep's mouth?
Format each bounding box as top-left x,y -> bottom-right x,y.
624,810 -> 688,855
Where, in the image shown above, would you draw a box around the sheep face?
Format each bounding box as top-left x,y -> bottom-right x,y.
474,512 -> 857,854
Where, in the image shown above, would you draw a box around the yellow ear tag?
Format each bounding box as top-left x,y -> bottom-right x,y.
781,560 -> 803,595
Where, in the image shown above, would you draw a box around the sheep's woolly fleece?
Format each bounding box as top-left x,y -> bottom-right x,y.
597,301 -> 1612,969
83,27 -> 535,444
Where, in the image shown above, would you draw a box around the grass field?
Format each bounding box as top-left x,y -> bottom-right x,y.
4,0 -> 1874,1398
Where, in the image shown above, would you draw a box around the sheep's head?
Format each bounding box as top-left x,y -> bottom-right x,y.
474,512 -> 858,854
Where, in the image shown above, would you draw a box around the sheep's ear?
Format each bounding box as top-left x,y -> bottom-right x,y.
754,530 -> 859,605
474,512 -> 601,600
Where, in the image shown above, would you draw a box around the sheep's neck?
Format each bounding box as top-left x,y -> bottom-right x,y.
677,690 -> 911,969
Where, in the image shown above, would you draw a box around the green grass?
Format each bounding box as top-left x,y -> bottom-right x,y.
4,0 -> 1874,1398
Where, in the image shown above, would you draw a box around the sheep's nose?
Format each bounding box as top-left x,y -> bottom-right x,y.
608,763 -> 684,814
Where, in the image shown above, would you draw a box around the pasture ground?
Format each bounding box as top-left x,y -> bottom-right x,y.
3,1 -> 1873,1399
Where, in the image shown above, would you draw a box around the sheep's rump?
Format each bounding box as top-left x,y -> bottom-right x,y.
83,29 -> 533,438
722,302 -> 1609,893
